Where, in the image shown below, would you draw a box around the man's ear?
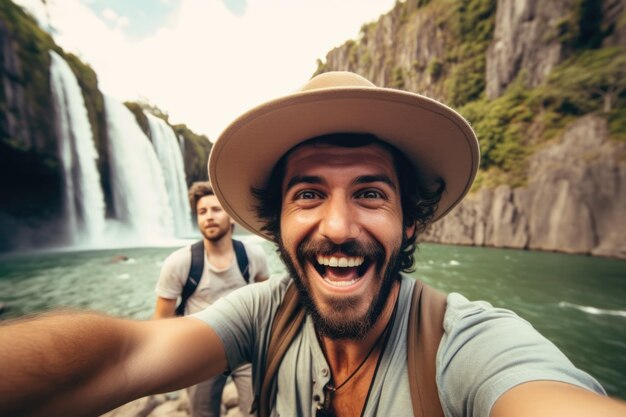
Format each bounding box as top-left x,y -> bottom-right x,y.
404,223 -> 416,241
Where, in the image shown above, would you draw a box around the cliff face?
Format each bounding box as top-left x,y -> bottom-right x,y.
486,0 -> 571,98
320,1 -> 455,101
423,115 -> 626,258
0,3 -> 63,251
316,0 -> 626,258
0,15 -> 55,154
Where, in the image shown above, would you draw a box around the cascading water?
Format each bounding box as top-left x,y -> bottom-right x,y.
104,95 -> 175,243
49,51 -> 106,246
146,114 -> 193,236
178,134 -> 185,154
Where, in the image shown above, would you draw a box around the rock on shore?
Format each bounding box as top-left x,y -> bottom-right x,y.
101,381 -> 245,417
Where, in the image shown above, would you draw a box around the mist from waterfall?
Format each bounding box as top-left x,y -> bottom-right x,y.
49,51 -> 106,246
104,95 -> 175,244
146,114 -> 193,236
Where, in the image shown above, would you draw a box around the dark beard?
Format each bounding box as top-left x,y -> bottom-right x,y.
201,225 -> 229,242
277,234 -> 403,340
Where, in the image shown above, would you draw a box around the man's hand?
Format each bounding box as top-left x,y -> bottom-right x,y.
491,381 -> 626,417
153,296 -> 177,319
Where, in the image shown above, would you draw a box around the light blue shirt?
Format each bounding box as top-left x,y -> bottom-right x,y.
192,274 -> 604,417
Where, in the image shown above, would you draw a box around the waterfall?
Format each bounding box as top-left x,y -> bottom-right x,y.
178,134 -> 185,154
104,95 -> 175,242
49,51 -> 106,245
146,114 -> 193,236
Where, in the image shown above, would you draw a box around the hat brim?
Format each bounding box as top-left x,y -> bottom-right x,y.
209,86 -> 479,240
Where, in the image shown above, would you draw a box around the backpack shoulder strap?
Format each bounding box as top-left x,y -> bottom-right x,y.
232,239 -> 250,283
257,282 -> 306,417
407,280 -> 447,417
175,240 -> 205,316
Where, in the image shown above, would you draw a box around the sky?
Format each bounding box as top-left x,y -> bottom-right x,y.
14,0 -> 397,140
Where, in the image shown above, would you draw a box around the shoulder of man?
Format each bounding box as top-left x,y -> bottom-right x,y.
240,239 -> 270,275
437,292 -> 605,417
442,292 -> 515,329
165,244 -> 195,266
158,244 -> 195,276
191,273 -> 293,327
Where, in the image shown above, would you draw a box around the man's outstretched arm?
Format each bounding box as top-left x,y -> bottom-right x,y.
491,381 -> 626,417
0,310 -> 227,417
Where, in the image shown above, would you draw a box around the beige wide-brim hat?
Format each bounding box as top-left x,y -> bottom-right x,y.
209,71 -> 480,240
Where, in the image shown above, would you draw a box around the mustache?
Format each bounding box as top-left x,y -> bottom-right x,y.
297,236 -> 385,260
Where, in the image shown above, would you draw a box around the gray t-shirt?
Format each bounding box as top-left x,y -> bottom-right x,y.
192,274 -> 605,417
155,240 -> 269,315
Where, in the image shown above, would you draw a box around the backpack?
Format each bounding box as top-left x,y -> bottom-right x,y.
255,279 -> 447,417
175,239 -> 250,317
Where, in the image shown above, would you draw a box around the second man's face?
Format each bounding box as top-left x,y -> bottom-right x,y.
196,194 -> 233,242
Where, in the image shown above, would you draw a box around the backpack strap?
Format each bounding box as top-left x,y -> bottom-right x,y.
175,239 -> 251,316
407,280 -> 447,417
257,282 -> 305,417
232,239 -> 250,283
175,240 -> 205,316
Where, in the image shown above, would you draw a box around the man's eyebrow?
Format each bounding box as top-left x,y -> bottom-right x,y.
353,175 -> 397,191
284,175 -> 325,193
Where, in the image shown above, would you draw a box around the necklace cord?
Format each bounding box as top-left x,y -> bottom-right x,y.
317,296 -> 400,417
328,331 -> 383,392
327,299 -> 399,392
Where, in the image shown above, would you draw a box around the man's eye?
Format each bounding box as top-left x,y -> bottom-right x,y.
295,190 -> 318,200
357,189 -> 384,199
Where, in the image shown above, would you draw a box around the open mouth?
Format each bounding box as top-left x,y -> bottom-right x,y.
313,255 -> 371,287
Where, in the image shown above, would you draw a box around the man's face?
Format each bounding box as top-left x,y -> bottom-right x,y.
196,194 -> 233,242
278,142 -> 409,339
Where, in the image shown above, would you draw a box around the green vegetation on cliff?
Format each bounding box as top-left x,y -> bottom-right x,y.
125,101 -> 152,139
531,47 -> 626,139
444,0 -> 496,107
172,124 -> 212,186
465,45 -> 626,189
0,0 -> 56,151
461,78 -> 531,188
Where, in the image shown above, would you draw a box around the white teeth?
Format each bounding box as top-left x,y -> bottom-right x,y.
323,277 -> 359,287
316,255 -> 364,267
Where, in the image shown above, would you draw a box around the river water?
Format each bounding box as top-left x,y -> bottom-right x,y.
0,238 -> 624,399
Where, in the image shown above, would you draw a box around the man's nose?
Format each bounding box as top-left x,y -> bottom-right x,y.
319,197 -> 360,244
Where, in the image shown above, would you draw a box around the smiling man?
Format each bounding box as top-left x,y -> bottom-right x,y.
278,139 -> 405,338
1,71 -> 625,417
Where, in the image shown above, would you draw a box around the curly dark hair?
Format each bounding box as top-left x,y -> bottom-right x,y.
252,133 -> 444,272
188,181 -> 214,216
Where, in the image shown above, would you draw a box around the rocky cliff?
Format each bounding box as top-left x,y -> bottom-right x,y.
423,115 -> 626,258
0,1 -> 63,250
0,1 -> 211,251
316,0 -> 626,258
